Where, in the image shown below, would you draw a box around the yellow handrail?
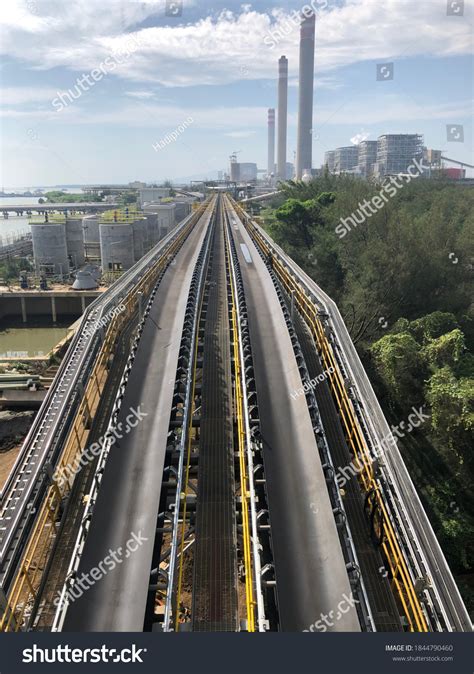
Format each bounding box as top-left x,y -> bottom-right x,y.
225,217 -> 255,632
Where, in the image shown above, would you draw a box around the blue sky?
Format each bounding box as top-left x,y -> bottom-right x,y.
0,0 -> 472,187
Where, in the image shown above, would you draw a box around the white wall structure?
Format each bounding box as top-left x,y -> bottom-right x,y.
138,187 -> 171,207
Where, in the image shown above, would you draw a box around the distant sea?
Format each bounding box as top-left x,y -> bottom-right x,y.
0,186 -> 83,239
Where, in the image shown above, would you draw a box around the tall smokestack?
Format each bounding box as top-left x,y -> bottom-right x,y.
267,108 -> 275,177
277,55 -> 288,180
296,13 -> 315,180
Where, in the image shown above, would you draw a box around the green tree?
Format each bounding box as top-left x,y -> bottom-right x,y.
426,367 -> 474,470
370,332 -> 426,408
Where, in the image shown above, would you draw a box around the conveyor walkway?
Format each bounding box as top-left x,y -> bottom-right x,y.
191,205 -> 238,631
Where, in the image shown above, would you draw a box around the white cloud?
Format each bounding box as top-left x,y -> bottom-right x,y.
0,0 -> 471,87
1,86 -> 59,105
350,131 -> 370,145
124,90 -> 156,99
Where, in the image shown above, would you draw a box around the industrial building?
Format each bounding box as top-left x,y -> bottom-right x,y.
357,140 -> 378,178
333,146 -> 359,173
324,135 -> 425,179
229,162 -> 258,183
324,151 -> 335,173
138,186 -> 171,207
374,134 -> 423,177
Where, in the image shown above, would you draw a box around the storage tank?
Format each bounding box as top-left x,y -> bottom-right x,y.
31,221 -> 69,277
144,213 -> 159,249
99,223 -> 135,272
144,203 -> 176,240
131,218 -> 146,261
174,201 -> 192,223
65,217 -> 85,268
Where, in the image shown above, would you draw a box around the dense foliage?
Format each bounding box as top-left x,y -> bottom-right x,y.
44,191 -> 103,203
261,173 -> 474,612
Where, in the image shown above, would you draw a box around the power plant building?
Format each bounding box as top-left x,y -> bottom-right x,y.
324,151 -> 335,173
229,162 -> 258,182
374,134 -> 424,177
333,146 -> 359,173
357,141 -> 378,178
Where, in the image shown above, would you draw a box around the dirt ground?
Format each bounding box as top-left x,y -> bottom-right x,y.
0,410 -> 35,489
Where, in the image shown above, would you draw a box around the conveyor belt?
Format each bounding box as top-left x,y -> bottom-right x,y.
62,210 -> 211,631
229,203 -> 360,632
291,309 -> 403,632
192,205 -> 238,631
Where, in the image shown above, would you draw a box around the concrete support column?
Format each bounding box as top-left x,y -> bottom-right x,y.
51,296 -> 57,323
21,296 -> 27,323
81,295 -> 86,313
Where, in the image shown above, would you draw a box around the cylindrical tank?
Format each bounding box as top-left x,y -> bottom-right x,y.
131,218 -> 146,261
144,213 -> 159,249
99,223 -> 135,272
31,222 -> 69,277
143,203 -> 176,238
174,201 -> 192,223
65,217 -> 85,268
